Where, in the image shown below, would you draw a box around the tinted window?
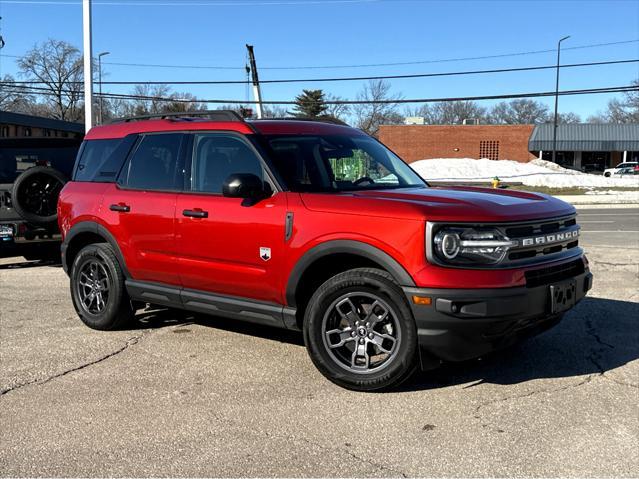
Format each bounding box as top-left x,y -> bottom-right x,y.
121,134 -> 184,191
190,134 -> 264,193
74,139 -> 121,181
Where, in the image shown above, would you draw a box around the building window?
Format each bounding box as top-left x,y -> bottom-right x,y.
23,127 -> 32,137
479,140 -> 499,160
44,129 -> 52,137
1,126 -> 9,138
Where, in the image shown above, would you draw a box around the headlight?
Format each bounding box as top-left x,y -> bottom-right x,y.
432,226 -> 516,265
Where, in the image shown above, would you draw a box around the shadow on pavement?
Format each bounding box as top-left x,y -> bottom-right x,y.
402,296 -> 639,391
131,306 -> 304,347
125,296 -> 638,391
0,258 -> 62,270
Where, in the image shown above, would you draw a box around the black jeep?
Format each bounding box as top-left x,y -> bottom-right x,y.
1,137 -> 82,261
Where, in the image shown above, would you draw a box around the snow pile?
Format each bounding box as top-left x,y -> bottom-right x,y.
410,157 -> 639,188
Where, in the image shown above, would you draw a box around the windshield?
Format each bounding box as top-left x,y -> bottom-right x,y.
263,134 -> 426,193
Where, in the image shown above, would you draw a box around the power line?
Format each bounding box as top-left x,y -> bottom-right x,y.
3,58 -> 638,86
1,0 -> 384,5
3,82 -> 637,105
1,39 -> 637,71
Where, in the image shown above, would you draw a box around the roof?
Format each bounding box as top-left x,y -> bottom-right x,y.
0,110 -> 84,134
85,117 -> 360,140
529,123 -> 639,151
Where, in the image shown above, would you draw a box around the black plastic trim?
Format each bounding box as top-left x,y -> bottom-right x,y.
61,221 -> 130,277
403,269 -> 592,365
126,280 -> 292,329
285,240 -> 415,307
285,212 -> 294,241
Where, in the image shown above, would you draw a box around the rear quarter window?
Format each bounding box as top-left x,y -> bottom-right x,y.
73,136 -> 136,182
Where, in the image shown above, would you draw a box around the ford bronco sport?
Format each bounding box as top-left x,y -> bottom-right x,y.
58,111 -> 592,391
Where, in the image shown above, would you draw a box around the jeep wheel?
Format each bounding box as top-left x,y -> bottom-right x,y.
303,268 -> 417,391
70,243 -> 134,330
11,166 -> 67,226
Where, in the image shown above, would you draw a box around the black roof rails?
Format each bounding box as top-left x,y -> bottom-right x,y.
255,116 -> 349,126
111,110 -> 246,124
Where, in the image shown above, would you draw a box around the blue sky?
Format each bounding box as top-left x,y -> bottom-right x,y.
1,0 -> 638,119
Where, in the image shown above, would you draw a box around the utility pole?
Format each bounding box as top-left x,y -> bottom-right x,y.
552,35 -> 570,164
83,0 -> 94,132
98,51 -> 110,124
246,44 -> 263,119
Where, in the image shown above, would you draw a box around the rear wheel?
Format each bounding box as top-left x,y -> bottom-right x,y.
70,243 -> 134,330
303,268 -> 417,391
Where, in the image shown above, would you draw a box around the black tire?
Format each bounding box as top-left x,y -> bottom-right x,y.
604,172 -> 611,177
303,268 -> 418,391
70,243 -> 134,330
11,166 -> 67,226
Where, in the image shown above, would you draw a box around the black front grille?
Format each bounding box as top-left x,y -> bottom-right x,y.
525,259 -> 585,288
504,214 -> 580,266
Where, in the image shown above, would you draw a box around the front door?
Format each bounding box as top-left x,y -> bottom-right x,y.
176,132 -> 287,304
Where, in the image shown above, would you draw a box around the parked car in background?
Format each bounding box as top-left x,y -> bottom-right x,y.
612,165 -> 639,177
0,137 -> 82,260
603,161 -> 638,177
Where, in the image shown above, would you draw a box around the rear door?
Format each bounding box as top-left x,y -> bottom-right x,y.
175,132 -> 287,303
101,132 -> 186,286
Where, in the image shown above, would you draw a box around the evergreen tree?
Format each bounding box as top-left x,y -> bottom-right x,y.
291,89 -> 328,117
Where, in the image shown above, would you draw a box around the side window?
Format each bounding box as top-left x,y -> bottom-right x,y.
121,133 -> 184,191
191,134 -> 264,194
74,139 -> 121,182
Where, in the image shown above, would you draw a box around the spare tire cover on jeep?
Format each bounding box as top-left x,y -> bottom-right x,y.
11,166 -> 68,226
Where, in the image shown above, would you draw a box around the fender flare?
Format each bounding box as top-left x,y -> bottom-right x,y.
285,240 -> 415,307
61,221 -> 130,277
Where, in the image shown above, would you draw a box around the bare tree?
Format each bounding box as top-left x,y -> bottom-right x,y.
587,78 -> 639,123
556,112 -> 581,124
353,80 -> 403,136
417,101 -> 487,125
0,74 -> 35,113
489,99 -> 549,124
325,93 -> 350,121
262,105 -> 289,118
127,84 -> 172,115
161,92 -> 205,113
18,39 -> 84,121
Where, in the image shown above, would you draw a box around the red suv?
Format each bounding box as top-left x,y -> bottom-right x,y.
58,111 -> 592,391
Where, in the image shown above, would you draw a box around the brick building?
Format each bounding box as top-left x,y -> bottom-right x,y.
0,111 -> 84,139
379,124 -> 536,163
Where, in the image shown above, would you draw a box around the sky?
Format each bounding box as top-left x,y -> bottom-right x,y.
0,0 -> 638,120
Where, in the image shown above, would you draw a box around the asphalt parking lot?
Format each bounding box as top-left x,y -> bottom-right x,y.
1,208 -> 637,477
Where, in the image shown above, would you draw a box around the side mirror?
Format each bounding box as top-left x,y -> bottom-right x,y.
222,173 -> 269,200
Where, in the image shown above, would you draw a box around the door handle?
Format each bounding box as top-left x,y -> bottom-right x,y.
182,209 -> 208,219
109,203 -> 130,213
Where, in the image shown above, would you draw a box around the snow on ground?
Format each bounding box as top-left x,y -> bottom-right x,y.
411,157 -> 639,189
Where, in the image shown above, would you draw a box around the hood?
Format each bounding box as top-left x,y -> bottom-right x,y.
300,186 -> 575,223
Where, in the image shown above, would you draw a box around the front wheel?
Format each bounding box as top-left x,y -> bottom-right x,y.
70,243 -> 134,330
303,268 -> 417,391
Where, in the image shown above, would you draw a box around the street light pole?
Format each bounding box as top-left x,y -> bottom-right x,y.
82,0 -> 93,132
552,35 -> 570,164
98,51 -> 110,124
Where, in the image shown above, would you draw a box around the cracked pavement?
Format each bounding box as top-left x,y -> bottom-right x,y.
1,209 -> 637,477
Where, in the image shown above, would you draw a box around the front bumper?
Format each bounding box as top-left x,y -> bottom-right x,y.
403,268 -> 592,369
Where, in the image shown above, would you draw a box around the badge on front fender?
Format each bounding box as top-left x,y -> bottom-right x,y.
260,247 -> 271,261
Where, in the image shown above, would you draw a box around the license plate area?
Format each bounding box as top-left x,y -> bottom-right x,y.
550,280 -> 576,314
